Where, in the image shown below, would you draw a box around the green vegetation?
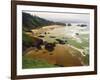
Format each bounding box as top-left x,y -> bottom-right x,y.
22,31 -> 43,47
22,32 -> 40,52
22,32 -> 34,46
22,56 -> 57,69
22,12 -> 66,31
83,54 -> 89,65
22,12 -> 52,31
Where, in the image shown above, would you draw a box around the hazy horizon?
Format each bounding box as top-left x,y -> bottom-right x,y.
23,11 -> 90,24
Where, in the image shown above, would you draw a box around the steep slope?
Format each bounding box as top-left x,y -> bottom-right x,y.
22,12 -> 54,31
22,12 -> 66,31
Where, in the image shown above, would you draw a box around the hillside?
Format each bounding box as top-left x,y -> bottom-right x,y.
22,12 -> 66,31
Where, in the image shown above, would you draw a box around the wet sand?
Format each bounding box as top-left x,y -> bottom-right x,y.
24,44 -> 84,67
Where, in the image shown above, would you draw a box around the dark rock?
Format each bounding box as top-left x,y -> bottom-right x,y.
54,64 -> 64,67
75,33 -> 79,35
44,43 -> 55,52
44,32 -> 47,34
80,24 -> 87,27
38,35 -> 45,38
55,39 -> 65,44
49,36 -> 56,38
43,41 -> 48,45
65,40 -> 67,42
67,23 -> 72,26
33,39 -> 43,49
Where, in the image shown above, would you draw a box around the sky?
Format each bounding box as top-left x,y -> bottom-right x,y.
23,11 -> 90,24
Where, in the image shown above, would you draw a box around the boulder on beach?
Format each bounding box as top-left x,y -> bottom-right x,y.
49,36 -> 56,38
44,42 -> 56,52
32,38 -> 43,49
38,35 -> 45,38
56,39 -> 65,44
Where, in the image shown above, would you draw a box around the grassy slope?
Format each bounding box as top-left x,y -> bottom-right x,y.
22,56 -> 57,69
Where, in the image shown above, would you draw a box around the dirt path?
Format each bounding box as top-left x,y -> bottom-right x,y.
24,44 -> 84,67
